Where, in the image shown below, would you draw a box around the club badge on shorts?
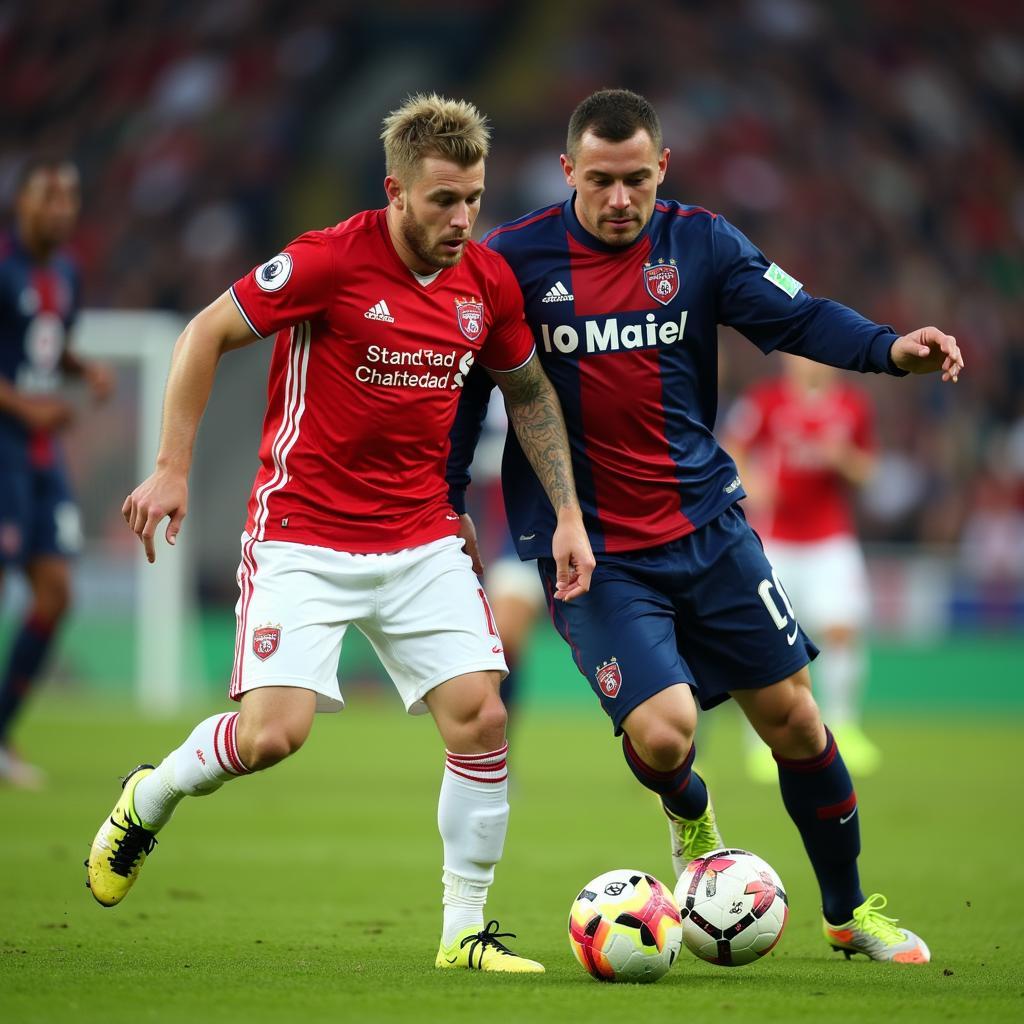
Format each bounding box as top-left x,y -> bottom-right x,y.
252,624 -> 281,661
454,296 -> 484,340
643,259 -> 680,305
596,657 -> 623,698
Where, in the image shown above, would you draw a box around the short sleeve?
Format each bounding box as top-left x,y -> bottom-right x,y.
230,232 -> 334,338
477,254 -> 536,373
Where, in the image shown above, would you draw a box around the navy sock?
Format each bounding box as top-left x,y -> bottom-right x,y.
622,733 -> 709,820
776,727 -> 864,924
0,613 -> 56,744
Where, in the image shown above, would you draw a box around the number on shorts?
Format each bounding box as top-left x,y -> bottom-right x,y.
757,569 -> 796,632
477,587 -> 499,638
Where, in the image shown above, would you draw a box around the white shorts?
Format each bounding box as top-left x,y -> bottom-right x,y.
764,534 -> 870,633
485,556 -> 546,611
229,533 -> 508,714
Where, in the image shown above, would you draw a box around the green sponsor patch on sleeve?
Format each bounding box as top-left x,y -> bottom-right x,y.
763,263 -> 803,298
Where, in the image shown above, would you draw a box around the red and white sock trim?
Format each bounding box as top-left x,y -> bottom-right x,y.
445,742 -> 508,784
213,712 -> 250,776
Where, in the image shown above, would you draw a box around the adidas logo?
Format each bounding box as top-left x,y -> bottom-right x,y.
541,281 -> 574,303
364,299 -> 395,323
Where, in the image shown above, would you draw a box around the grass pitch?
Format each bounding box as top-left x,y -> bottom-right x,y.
1,694 -> 1022,1023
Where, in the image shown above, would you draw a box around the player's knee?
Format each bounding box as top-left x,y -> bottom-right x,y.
239,724 -> 306,770
630,721 -> 694,773
464,695 -> 508,751
34,579 -> 71,624
772,690 -> 825,758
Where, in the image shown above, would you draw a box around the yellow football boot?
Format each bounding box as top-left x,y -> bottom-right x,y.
435,920 -> 545,973
86,765 -> 157,907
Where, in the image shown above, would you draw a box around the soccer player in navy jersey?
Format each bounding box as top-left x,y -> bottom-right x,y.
448,89 -> 963,963
86,95 -> 594,973
0,158 -> 113,788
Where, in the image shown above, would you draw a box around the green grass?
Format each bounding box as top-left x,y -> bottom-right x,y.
1,696 -> 1022,1023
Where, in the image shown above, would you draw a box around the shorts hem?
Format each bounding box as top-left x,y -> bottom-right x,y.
230,675 -> 345,713
403,658 -> 509,716
710,650 -> 816,708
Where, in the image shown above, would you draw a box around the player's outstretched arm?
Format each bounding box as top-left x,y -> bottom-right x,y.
492,355 -> 595,600
890,326 -> 963,382
123,291 -> 261,563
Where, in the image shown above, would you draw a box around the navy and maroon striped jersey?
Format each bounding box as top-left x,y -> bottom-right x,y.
0,230 -> 80,463
448,196 -> 903,559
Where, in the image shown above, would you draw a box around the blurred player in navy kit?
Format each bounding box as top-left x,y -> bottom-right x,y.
449,89 -> 963,963
0,158 -> 113,788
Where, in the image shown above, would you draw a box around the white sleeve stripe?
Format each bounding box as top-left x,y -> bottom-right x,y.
229,286 -> 262,338
481,347 -> 537,374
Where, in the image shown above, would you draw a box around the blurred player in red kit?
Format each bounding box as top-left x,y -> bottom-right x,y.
725,355 -> 881,781
0,158 -> 113,788
85,95 -> 594,973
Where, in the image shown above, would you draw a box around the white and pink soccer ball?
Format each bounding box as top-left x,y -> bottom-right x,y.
674,848 -> 788,966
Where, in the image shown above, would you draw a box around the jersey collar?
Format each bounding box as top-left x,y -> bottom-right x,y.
561,193 -> 654,254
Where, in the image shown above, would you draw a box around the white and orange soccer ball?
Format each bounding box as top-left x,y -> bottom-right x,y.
674,848 -> 788,966
568,869 -> 683,982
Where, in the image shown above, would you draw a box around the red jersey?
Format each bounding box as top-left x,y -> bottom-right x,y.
726,377 -> 875,542
230,208 -> 535,553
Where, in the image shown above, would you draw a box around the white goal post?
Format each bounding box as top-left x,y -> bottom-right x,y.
76,309 -> 190,715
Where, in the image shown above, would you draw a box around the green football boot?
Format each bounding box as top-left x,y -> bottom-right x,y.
666,795 -> 723,879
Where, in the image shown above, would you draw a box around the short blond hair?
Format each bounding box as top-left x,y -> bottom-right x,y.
381,93 -> 490,183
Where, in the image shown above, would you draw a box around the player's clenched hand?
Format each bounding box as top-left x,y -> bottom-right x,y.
457,513 -> 485,576
890,327 -> 964,382
122,469 -> 188,564
552,511 -> 596,602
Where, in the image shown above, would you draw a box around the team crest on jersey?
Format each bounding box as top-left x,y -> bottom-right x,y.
595,657 -> 623,698
252,624 -> 281,661
643,260 -> 680,305
255,253 -> 293,292
454,296 -> 484,340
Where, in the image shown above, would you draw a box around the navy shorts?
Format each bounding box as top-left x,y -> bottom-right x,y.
0,450 -> 81,566
538,504 -> 818,732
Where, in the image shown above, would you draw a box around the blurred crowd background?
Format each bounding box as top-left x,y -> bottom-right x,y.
3,0 -> 1023,624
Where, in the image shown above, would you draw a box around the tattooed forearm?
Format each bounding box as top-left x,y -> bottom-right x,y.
494,357 -> 580,514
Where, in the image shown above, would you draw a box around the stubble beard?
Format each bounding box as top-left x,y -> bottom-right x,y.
401,208 -> 463,270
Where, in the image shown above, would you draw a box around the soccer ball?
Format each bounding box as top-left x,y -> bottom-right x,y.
568,869 -> 683,982
674,848 -> 788,966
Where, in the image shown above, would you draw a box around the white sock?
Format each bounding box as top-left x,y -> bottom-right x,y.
438,743 -> 509,946
133,712 -> 250,831
815,643 -> 866,726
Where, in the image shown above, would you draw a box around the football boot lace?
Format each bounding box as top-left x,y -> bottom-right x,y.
851,893 -> 906,945
459,920 -> 519,968
107,815 -> 157,877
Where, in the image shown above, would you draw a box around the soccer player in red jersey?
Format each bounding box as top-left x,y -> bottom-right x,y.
449,89 -> 963,963
86,95 -> 594,973
725,356 -> 882,781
